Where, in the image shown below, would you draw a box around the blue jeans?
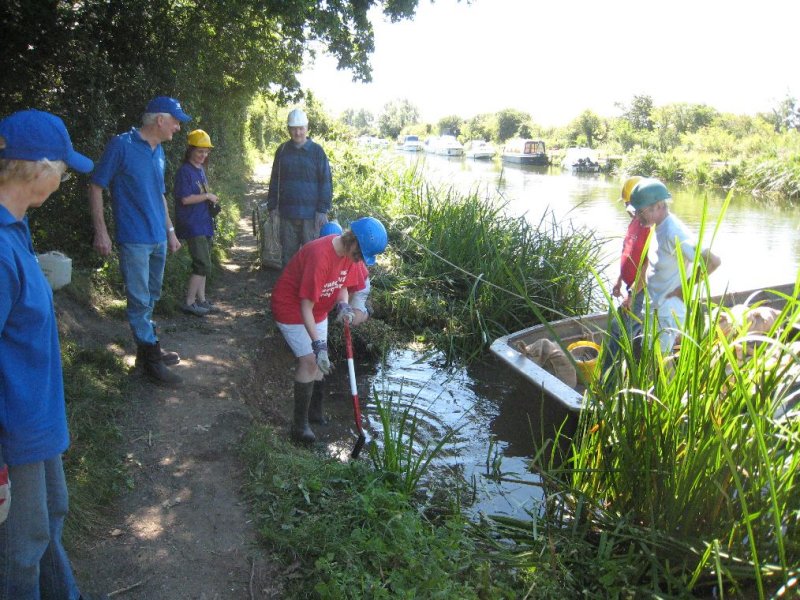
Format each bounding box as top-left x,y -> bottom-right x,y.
0,456 -> 80,600
119,242 -> 167,345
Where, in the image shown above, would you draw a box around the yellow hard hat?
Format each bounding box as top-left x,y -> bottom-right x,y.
187,129 -> 213,148
620,176 -> 643,204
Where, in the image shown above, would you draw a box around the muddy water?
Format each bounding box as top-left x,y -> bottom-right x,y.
325,152 -> 800,520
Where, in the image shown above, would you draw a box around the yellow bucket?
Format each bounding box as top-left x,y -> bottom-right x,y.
567,340 -> 601,385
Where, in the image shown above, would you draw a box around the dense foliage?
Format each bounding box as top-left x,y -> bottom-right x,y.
1,0 -> 422,261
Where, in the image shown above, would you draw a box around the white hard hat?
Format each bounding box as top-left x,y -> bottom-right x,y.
287,108 -> 308,127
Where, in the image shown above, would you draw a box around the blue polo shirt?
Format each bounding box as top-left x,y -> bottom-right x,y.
0,207 -> 69,466
174,162 -> 214,238
91,128 -> 168,244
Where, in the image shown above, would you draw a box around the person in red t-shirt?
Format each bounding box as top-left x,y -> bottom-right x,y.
271,217 -> 387,442
602,176 -> 653,379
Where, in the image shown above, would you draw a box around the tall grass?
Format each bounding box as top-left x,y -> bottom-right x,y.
494,256 -> 800,596
328,146 -> 603,361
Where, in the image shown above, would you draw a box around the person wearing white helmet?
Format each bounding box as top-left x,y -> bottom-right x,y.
271,217 -> 387,443
629,178 -> 721,354
174,129 -> 220,317
266,108 -> 332,267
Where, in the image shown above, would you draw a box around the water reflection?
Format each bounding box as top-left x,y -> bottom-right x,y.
322,149 -> 800,521
390,150 -> 800,294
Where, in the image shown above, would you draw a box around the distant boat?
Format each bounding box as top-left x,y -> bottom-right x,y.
561,147 -> 601,173
464,139 -> 497,159
422,136 -> 438,153
434,135 -> 464,157
397,135 -> 423,152
501,139 -> 548,165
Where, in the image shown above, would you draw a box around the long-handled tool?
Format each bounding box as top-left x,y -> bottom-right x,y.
344,321 -> 367,458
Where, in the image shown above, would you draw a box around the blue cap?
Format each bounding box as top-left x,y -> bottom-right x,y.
0,109 -> 94,173
145,96 -> 192,122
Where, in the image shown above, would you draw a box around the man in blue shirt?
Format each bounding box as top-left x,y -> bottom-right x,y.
266,108 -> 333,267
89,96 -> 190,386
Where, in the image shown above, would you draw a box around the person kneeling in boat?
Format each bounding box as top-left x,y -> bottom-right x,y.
271,217 -> 388,443
629,178 -> 721,354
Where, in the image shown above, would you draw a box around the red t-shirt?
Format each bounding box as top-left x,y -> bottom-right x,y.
620,219 -> 652,288
271,235 -> 364,324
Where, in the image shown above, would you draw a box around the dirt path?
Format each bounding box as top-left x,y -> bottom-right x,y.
69,182 -> 287,599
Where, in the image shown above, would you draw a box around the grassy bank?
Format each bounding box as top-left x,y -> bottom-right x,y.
327,146 -> 603,361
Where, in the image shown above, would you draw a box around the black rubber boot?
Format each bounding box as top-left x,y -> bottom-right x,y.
291,381 -> 315,443
139,342 -> 183,387
309,379 -> 329,425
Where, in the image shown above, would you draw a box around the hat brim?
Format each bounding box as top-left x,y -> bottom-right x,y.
66,149 -> 94,173
173,110 -> 192,123
363,255 -> 376,267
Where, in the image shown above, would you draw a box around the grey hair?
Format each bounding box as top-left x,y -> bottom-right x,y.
142,112 -> 171,126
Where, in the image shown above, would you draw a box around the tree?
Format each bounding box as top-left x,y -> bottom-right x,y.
495,108 -> 532,142
460,113 -> 497,142
569,110 -> 605,148
764,94 -> 800,132
617,94 -> 654,131
0,0 -> 424,260
437,115 -> 462,137
340,108 -> 375,135
378,99 -> 420,139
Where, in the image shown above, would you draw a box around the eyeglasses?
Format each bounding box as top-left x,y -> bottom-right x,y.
60,171 -> 72,182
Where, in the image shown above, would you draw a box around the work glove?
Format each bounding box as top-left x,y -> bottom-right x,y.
0,465 -> 9,525
335,302 -> 355,325
312,339 -> 332,375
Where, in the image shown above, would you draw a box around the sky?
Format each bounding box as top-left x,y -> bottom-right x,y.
299,0 -> 800,127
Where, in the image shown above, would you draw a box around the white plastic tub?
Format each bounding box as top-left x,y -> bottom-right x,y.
37,251 -> 72,290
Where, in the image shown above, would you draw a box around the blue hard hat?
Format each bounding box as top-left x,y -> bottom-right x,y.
630,178 -> 671,210
319,221 -> 343,236
350,217 -> 388,266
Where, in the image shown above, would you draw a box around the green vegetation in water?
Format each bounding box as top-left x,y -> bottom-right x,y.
329,145 -> 603,362
494,254 -> 800,597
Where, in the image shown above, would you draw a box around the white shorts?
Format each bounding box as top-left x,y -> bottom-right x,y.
276,318 -> 329,357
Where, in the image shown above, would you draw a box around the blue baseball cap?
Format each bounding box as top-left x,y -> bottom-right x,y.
145,96 -> 192,122
0,109 -> 94,173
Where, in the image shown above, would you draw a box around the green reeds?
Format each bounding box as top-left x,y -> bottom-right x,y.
325,145 -> 603,361
492,197 -> 800,596
368,392 -> 458,497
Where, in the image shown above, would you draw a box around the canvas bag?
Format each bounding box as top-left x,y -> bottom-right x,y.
261,145 -> 283,269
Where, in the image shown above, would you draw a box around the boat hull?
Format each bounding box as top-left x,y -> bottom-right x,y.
501,154 -> 548,165
490,283 -> 797,412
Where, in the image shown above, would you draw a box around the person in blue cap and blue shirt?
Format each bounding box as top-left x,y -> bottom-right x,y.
0,109 -> 107,599
88,96 -> 192,386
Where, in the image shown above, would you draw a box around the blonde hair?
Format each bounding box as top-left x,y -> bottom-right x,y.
0,136 -> 65,184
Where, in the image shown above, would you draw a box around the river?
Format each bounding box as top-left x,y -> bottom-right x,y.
324,150 -> 800,520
